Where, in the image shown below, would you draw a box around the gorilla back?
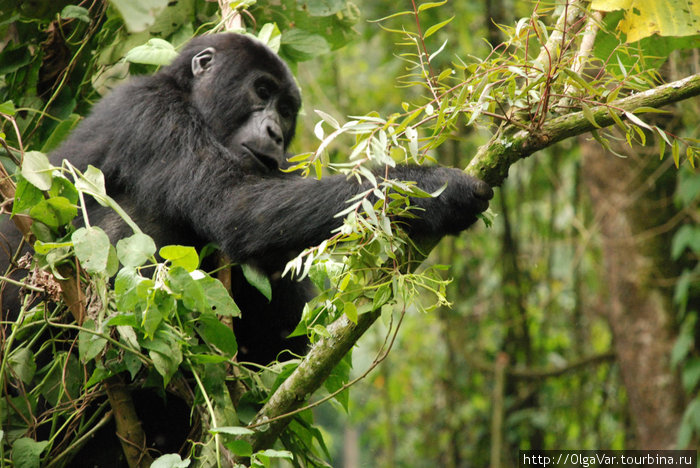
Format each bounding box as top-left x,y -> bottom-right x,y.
1,33 -> 493,365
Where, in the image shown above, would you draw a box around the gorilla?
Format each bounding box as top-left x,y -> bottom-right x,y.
1,32 -> 492,364
0,32 -> 493,464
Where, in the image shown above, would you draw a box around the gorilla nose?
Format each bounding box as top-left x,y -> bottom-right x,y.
266,122 -> 283,147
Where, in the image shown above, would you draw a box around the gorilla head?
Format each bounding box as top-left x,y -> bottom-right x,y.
172,35 -> 301,171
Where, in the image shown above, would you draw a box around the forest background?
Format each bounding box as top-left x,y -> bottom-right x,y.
0,0 -> 699,467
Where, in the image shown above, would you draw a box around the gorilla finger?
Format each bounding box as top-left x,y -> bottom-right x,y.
474,198 -> 489,213
472,179 -> 494,200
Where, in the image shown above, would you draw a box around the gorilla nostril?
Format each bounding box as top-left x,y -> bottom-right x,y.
267,124 -> 283,146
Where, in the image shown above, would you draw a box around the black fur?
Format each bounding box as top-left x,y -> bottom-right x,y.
2,33 -> 493,364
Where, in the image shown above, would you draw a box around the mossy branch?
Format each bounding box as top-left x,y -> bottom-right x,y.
239,71 -> 700,453
467,73 -> 700,186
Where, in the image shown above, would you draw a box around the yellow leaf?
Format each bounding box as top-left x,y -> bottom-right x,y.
592,0 -> 700,41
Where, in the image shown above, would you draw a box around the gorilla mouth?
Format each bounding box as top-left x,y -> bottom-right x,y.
242,144 -> 279,172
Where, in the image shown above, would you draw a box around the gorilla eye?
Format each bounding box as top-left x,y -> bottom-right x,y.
256,83 -> 272,100
279,103 -> 293,119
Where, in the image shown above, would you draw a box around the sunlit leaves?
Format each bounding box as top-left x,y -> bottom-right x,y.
124,38 -> 178,66
72,226 -> 111,274
117,233 -> 157,267
160,245 -> 199,272
108,0 -> 169,33
423,16 -> 453,39
21,151 -> 52,191
256,23 -> 282,52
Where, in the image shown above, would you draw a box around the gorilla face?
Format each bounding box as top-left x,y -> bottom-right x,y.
183,35 -> 301,171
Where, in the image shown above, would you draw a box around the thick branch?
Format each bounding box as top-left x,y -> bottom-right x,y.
239,71 -> 700,453
467,73 -> 700,186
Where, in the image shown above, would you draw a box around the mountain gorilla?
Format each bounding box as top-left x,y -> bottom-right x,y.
2,33 -> 492,363
0,32 -> 492,464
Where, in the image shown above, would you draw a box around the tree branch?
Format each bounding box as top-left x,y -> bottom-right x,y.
467,72 -> 700,186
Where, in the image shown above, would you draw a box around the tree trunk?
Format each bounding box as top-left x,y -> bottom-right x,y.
581,139 -> 685,448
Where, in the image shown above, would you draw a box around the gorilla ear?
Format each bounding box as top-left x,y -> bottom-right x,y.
192,47 -> 216,77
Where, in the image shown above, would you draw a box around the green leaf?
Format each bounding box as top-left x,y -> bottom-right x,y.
117,233 -> 156,267
11,438 -> 49,468
343,301 -> 358,324
198,275 -> 241,316
60,5 -> 91,22
29,197 -> 78,230
106,244 -> 120,277
150,454 -> 191,468
418,0 -> 448,12
672,332 -> 693,367
581,103 -> 600,128
125,38 -> 178,66
39,353 -> 81,406
226,439 -> 253,457
48,176 -> 79,205
372,283 -> 392,310
41,114 -> 81,153
672,139 -> 680,168
241,264 -> 272,301
671,225 -> 700,259
212,426 -> 255,436
0,46 -> 32,75
257,449 -> 293,460
424,16 -> 454,39
143,290 -> 176,336
197,314 -> 238,357
324,353 -> 351,411
257,23 -> 282,52
682,358 -> 700,393
160,245 -> 199,272
72,226 -> 111,274
115,268 -> 153,311
21,151 -> 53,191
281,29 -> 330,62
12,176 -> 44,215
0,100 -> 16,115
149,349 -> 179,386
168,267 -> 207,312
75,165 -> 109,206
109,0 -> 169,33
7,347 -> 36,385
78,319 -> 108,362
142,333 -> 182,386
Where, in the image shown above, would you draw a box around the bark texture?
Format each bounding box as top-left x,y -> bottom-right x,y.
582,139 -> 685,448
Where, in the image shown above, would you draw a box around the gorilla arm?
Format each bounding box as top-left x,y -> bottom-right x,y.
171,160 -> 492,267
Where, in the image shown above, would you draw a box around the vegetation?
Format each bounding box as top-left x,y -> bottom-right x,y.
0,0 -> 698,466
